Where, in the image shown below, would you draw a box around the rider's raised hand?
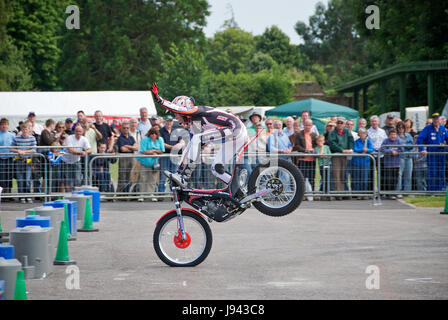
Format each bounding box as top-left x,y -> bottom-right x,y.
151,82 -> 159,95
151,82 -> 163,104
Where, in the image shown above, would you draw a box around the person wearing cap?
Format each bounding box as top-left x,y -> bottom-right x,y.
416,112 -> 448,191
150,114 -> 162,130
247,111 -> 264,136
328,117 -> 354,198
65,118 -> 74,135
382,113 -> 396,135
158,114 -> 184,193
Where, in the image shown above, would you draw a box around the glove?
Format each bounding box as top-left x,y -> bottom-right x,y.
151,82 -> 162,104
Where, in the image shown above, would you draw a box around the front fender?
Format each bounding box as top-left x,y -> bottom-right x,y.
156,207 -> 203,225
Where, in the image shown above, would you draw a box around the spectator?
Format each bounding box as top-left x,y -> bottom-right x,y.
300,110 -> 319,135
315,134 -> 331,198
382,114 -> 396,135
396,121 -> 415,196
440,116 -> 447,127
83,120 -> 102,155
367,115 -> 387,191
73,110 -> 87,131
247,111 -> 264,136
380,129 -> 403,199
91,142 -> 117,193
55,121 -> 68,145
93,110 -> 115,153
413,135 -> 427,191
416,112 -> 448,191
426,118 -> 433,126
47,141 -> 66,193
352,128 -> 373,198
292,119 -> 317,190
150,115 -> 162,130
248,123 -> 268,168
27,112 -> 44,136
345,119 -> 358,193
40,119 -> 57,150
137,107 -> 151,136
283,116 -> 295,137
158,115 -> 183,193
288,119 -> 302,147
10,121 -> 37,203
137,127 -> 164,202
328,118 -> 354,199
330,115 -> 338,123
357,118 -> 367,131
65,118 -> 74,135
323,121 -> 335,145
117,121 -> 138,193
62,125 -> 91,191
264,117 -> 274,136
129,118 -> 142,149
267,120 -> 292,160
404,118 -> 417,138
0,118 -> 15,197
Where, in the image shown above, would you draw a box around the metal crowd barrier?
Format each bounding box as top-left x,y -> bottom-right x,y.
1,145 -> 447,204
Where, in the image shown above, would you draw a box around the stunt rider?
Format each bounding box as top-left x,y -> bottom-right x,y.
151,83 -> 248,188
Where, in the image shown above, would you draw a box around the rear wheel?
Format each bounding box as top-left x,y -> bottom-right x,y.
153,210 -> 213,267
248,158 -> 304,217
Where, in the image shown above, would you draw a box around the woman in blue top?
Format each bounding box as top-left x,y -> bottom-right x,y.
396,121 -> 415,194
138,127 -> 165,202
352,128 -> 373,195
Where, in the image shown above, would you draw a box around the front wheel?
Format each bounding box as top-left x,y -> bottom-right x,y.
248,158 -> 305,217
153,210 -> 213,267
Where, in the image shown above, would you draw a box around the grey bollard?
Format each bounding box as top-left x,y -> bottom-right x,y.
64,194 -> 92,230
28,206 -> 65,248
9,226 -> 52,279
0,257 -> 22,300
20,255 -> 35,280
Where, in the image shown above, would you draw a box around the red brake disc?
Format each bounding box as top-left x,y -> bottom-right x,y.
174,229 -> 191,249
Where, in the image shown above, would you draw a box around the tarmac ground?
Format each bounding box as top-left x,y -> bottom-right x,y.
1,198 -> 447,300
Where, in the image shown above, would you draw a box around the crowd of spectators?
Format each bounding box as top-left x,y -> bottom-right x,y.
1,107 -> 448,203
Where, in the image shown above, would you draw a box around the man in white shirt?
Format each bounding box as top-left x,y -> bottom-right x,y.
62,125 -> 91,191
283,116 -> 295,137
367,115 -> 387,152
137,107 -> 152,136
366,115 -> 387,192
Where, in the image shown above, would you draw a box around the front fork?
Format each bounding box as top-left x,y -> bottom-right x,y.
172,186 -> 187,241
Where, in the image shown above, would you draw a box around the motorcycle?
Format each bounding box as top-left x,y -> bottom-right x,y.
153,132 -> 305,267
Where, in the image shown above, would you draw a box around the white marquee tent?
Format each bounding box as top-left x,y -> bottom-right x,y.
0,91 -> 156,128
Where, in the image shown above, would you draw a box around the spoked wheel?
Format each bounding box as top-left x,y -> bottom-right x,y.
248,158 -> 305,217
153,210 -> 213,267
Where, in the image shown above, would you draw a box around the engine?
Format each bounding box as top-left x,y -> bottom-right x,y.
191,198 -> 233,222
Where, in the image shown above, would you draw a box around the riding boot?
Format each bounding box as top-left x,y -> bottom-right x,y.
170,160 -> 196,188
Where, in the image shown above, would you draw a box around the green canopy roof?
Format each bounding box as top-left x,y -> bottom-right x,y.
265,98 -> 359,133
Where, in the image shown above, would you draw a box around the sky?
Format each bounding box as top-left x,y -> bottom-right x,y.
203,0 -> 329,45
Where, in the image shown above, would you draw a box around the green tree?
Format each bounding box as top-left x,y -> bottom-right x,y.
7,0 -> 69,90
158,42 -> 208,112
256,26 -> 302,68
0,0 -> 33,91
58,0 -> 210,90
206,27 -> 256,74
